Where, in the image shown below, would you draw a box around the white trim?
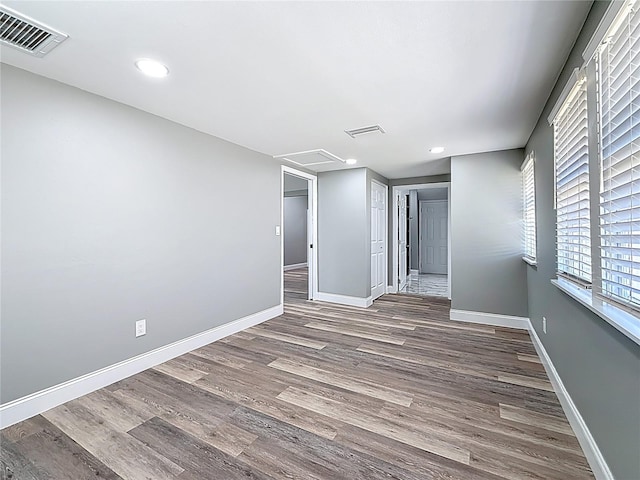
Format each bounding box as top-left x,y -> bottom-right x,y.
547,68 -> 582,125
447,185 -> 451,300
391,182 -> 451,298
582,0 -> 627,62
284,262 -> 308,271
386,285 -> 397,294
315,291 -> 372,308
552,278 -> 640,346
274,149 -> 345,167
0,304 -> 283,429
410,269 -> 419,275
282,166 -> 318,302
521,150 -> 535,170
371,179 -> 388,301
528,326 -> 614,480
522,256 -> 538,267
449,309 -> 530,330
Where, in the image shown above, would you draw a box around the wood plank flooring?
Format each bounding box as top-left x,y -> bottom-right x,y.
1,268 -> 593,479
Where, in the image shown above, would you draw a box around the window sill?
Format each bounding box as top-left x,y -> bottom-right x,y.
522,256 -> 537,267
551,278 -> 640,346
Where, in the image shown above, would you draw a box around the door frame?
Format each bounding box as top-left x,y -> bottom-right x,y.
281,165 -> 318,302
419,199 -> 448,275
391,182 -> 451,299
371,179 -> 389,301
398,193 -> 408,291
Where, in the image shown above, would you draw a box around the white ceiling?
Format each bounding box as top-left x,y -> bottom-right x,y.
1,1 -> 591,179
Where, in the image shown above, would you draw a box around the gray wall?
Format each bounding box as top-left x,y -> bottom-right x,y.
283,195 -> 308,266
409,190 -> 418,270
284,174 -> 308,193
316,168 -> 388,299
450,149 -> 528,317
317,168 -> 369,298
525,2 -> 640,477
1,65 -> 282,404
388,174 -> 451,188
417,188 -> 448,201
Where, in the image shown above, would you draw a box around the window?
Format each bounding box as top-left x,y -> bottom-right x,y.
598,0 -> 640,309
553,72 -> 591,283
522,153 -> 537,262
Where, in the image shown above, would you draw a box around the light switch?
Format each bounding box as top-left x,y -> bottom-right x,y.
275,225 -> 281,236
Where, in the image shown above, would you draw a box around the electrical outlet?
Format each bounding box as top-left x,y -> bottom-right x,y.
136,319 -> 146,337
275,225 -> 281,236
542,316 -> 547,334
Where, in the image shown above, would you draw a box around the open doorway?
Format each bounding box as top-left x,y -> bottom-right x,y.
392,182 -> 451,299
281,166 -> 317,303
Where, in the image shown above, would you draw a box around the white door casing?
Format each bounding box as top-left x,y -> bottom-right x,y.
398,194 -> 408,290
281,165 -> 318,302
420,200 -> 448,275
371,181 -> 387,300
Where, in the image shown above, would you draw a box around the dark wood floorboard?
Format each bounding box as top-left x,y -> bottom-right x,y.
1,267 -> 593,479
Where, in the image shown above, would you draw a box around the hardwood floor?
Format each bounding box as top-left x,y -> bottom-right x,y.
1,268 -> 593,479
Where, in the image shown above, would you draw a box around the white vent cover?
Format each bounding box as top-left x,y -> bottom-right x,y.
345,124 -> 386,138
0,5 -> 68,57
274,149 -> 345,167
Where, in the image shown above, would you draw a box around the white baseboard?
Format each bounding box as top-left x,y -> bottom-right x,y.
386,285 -> 398,294
528,326 -> 613,480
449,309 -> 530,330
410,269 -> 419,274
284,262 -> 308,271
315,291 -> 372,308
0,304 -> 283,429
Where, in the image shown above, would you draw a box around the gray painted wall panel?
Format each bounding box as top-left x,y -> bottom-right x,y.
1,66 -> 281,404
317,169 -> 369,298
450,150 -> 528,317
283,196 -> 308,266
525,2 -> 640,477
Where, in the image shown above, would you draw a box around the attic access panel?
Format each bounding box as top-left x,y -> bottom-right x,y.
274,149 -> 346,167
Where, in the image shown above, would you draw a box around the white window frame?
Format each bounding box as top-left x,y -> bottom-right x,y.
553,70 -> 592,285
522,152 -> 537,265
551,0 -> 640,348
596,0 -> 640,312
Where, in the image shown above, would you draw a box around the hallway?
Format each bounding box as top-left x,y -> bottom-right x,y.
400,272 -> 448,297
0,269 -> 592,479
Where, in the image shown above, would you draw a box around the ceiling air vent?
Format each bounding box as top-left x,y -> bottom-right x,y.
345,124 -> 386,138
0,5 -> 68,57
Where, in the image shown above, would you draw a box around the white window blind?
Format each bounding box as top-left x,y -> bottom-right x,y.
522,154 -> 537,261
554,74 -> 591,282
598,0 -> 640,308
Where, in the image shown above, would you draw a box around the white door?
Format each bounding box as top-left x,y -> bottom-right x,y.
398,194 -> 408,290
371,182 -> 387,300
420,200 -> 448,275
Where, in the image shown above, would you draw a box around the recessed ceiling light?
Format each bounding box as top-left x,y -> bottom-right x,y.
346,158 -> 358,165
430,147 -> 445,154
135,58 -> 169,78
